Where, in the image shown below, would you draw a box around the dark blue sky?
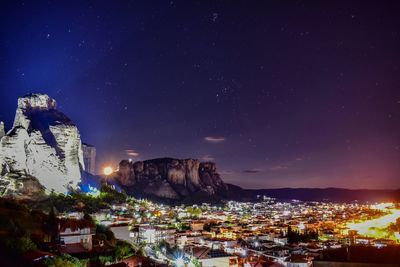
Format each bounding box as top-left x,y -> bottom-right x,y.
1,1 -> 399,189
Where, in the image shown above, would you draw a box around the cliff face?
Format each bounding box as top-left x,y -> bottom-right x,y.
0,94 -> 85,197
111,158 -> 228,200
0,121 -> 5,139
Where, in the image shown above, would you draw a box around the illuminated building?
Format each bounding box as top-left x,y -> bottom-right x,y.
58,218 -> 95,252
184,246 -> 238,267
130,225 -> 176,246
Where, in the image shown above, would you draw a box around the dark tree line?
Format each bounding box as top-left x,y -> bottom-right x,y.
287,226 -> 318,243
48,184 -> 127,213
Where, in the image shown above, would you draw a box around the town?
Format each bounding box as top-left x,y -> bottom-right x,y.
1,1 -> 400,266
1,186 -> 399,267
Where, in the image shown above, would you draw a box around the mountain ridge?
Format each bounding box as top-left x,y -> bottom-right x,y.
82,158 -> 400,204
1,94 -> 399,204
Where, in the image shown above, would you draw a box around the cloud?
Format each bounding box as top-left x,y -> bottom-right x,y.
220,170 -> 235,175
204,136 -> 226,143
269,165 -> 289,171
125,149 -> 139,157
243,168 -> 263,174
201,155 -> 215,162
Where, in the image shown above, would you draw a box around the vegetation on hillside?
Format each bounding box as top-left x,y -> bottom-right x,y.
46,184 -> 128,213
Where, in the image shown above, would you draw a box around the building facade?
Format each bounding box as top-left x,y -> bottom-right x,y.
58,218 -> 95,252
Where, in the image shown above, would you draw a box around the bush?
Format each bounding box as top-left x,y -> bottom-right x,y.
99,255 -> 114,265
99,185 -> 127,204
6,234 -> 37,254
287,226 -> 318,243
114,240 -> 135,260
96,224 -> 115,241
48,185 -> 126,213
44,254 -> 86,267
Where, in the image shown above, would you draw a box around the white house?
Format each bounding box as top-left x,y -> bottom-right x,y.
58,218 -> 95,252
285,255 -> 313,267
130,225 -> 176,246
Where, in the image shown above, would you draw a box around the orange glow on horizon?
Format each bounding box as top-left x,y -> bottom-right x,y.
344,203 -> 400,242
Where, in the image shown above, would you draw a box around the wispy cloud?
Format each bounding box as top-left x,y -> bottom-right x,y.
243,168 -> 263,174
125,149 -> 139,157
202,155 -> 215,162
220,170 -> 235,175
204,136 -> 226,143
269,165 -> 289,171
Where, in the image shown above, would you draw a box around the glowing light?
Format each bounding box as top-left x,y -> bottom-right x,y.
395,232 -> 400,241
175,257 -> 185,267
103,166 -> 113,175
371,203 -> 392,211
344,204 -> 400,242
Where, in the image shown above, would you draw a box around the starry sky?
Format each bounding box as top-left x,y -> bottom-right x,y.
0,1 -> 399,189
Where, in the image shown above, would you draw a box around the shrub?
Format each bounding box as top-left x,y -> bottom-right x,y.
44,254 -> 85,267
6,234 -> 37,254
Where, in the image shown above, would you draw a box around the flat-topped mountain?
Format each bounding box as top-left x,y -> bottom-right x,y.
103,158 -> 230,203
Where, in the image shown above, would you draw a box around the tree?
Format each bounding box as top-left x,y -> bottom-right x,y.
168,210 -> 177,219
100,185 -> 127,204
6,234 -> 37,254
47,207 -> 59,242
132,241 -> 147,257
190,257 -> 201,267
99,255 -> 115,266
241,213 -> 251,221
96,224 -> 115,241
186,207 -> 194,217
287,226 -> 318,244
83,213 -> 95,225
44,254 -> 85,267
203,222 -> 217,231
114,240 -> 135,260
192,207 -> 202,217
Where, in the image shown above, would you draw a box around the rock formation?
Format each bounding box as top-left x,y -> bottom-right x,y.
0,93 -> 85,197
0,121 -> 5,139
108,158 -> 228,201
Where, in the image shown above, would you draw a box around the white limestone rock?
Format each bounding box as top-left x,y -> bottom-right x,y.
0,93 -> 85,196
0,121 -> 5,139
0,172 -> 46,200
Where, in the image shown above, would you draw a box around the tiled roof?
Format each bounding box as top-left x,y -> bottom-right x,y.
59,218 -> 95,232
59,243 -> 89,254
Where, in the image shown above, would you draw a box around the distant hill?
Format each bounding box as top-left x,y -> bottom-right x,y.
244,187 -> 400,203
82,159 -> 400,204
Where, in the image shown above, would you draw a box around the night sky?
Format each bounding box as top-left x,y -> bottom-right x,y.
1,1 -> 399,189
